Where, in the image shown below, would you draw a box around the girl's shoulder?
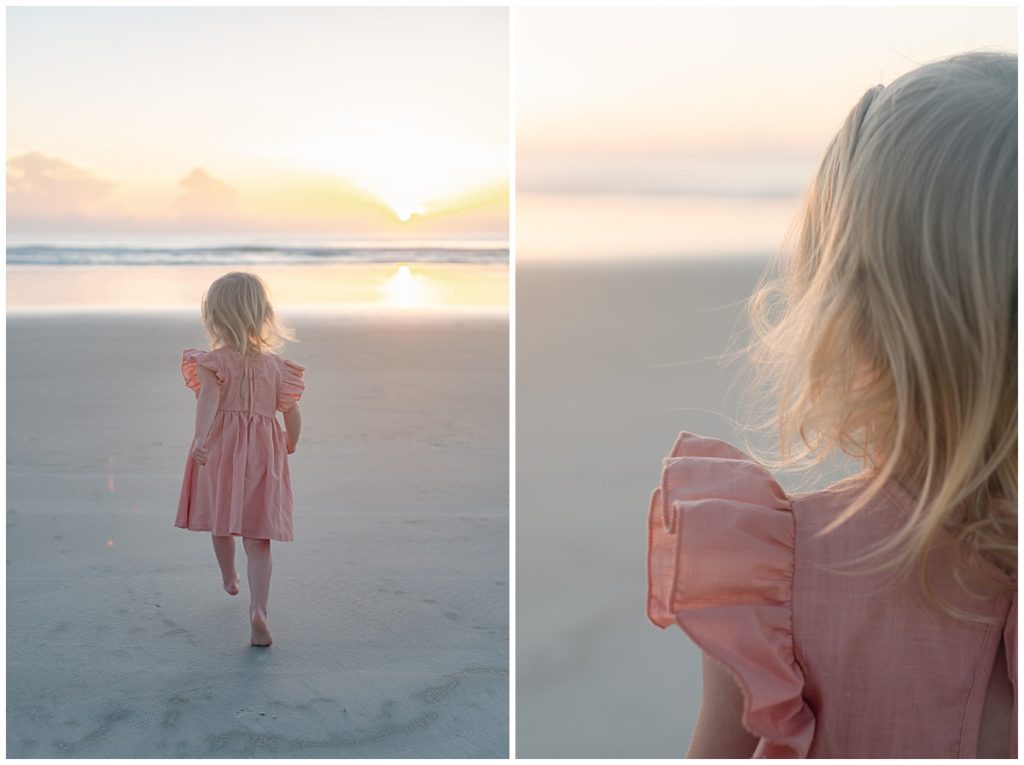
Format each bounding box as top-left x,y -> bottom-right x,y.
181,347 -> 228,396
257,351 -> 305,377
206,347 -> 298,367
644,432 -> 899,617
185,345 -> 234,365
276,353 -> 306,412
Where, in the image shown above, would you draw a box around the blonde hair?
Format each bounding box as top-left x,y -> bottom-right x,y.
201,272 -> 296,358
746,51 -> 1017,618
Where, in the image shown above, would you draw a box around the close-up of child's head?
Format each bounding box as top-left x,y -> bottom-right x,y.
201,272 -> 296,357
749,51 -> 1017,591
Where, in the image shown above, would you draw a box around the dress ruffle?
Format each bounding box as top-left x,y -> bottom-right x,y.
646,431 -> 815,758
277,359 -> 306,413
182,348 -> 226,398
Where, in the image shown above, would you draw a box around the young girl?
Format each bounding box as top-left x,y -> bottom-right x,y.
175,272 -> 306,648
647,52 -> 1016,757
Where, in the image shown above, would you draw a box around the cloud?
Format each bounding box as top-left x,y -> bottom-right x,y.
5,154 -> 506,238
7,152 -> 116,220
173,168 -> 238,222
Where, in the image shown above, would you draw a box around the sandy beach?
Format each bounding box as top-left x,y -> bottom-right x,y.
7,309 -> 509,758
516,257 -> 777,758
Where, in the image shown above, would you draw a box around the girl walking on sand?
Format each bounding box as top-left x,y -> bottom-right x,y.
647,52 -> 1016,757
175,272 -> 306,647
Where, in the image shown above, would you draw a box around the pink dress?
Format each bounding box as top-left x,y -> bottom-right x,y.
175,347 -> 306,542
647,432 -> 1017,758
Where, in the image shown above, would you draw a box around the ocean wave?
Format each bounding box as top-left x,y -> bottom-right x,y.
6,244 -> 509,266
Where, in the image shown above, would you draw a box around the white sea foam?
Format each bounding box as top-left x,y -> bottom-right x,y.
5,242 -> 509,266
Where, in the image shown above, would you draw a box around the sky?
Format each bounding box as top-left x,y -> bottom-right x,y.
7,7 -> 509,241
518,6 -> 1017,194
515,6 -> 1017,260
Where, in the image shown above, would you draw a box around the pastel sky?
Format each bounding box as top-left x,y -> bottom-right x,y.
518,6 -> 1017,195
516,6 -> 1017,260
7,7 -> 508,241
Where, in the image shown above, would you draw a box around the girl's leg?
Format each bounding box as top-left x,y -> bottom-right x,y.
211,534 -> 240,596
242,537 -> 273,647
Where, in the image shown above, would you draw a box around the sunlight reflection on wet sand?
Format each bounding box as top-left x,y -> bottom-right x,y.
6,262 -> 508,314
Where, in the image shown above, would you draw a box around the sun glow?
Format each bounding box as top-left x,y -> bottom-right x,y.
266,126 -> 507,224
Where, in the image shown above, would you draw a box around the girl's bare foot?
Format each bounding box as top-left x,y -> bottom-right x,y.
250,610 -> 273,647
223,573 -> 240,596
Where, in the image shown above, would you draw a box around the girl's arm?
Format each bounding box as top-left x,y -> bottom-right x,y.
283,402 -> 301,454
190,366 -> 220,465
686,653 -> 760,758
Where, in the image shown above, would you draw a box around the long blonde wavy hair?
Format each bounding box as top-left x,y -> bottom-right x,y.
201,272 -> 296,358
746,51 -> 1017,618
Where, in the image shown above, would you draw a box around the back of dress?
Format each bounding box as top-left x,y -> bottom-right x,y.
647,432 -> 1017,758
792,478 -> 1015,757
175,347 -> 306,542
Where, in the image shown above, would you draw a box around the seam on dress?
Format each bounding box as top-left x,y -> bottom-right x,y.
785,488 -> 813,758
788,495 -> 808,667
788,497 -> 810,676
956,600 -> 1001,756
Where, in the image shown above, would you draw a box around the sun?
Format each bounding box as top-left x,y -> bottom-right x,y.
393,204 -> 426,223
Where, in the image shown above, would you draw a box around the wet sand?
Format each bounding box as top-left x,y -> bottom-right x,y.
6,262 -> 509,313
7,310 -> 509,758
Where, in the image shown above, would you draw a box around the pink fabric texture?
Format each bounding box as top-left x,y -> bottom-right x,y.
647,432 -> 1017,758
175,347 -> 306,542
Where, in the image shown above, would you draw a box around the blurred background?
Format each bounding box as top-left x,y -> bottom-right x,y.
514,6 -> 1017,758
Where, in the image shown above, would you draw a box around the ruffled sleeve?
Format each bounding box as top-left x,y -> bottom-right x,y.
646,431 -> 815,758
277,358 -> 306,413
181,348 -> 226,399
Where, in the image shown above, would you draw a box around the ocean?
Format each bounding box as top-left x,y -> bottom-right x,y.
6,240 -> 508,267
5,238 -> 509,313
